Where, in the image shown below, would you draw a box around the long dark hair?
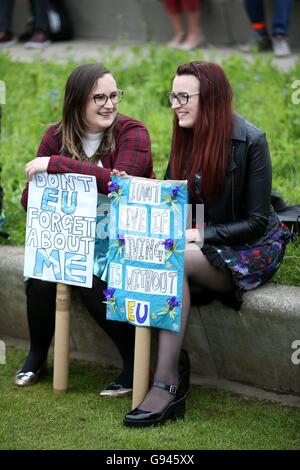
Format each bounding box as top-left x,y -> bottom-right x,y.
170,61 -> 233,202
58,63 -> 116,161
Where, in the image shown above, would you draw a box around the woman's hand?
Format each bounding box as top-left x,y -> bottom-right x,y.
25,157 -> 50,181
107,168 -> 129,195
185,228 -> 202,244
110,169 -> 128,178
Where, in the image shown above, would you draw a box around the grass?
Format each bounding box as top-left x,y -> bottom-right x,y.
0,46 -> 299,286
0,346 -> 300,450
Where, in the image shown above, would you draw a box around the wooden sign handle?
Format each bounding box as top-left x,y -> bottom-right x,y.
53,283 -> 71,394
132,327 -> 151,409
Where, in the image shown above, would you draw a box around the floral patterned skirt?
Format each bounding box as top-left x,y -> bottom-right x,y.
201,225 -> 291,310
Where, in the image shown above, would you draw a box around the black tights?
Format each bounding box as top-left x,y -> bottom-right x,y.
139,244 -> 234,413
21,276 -> 135,387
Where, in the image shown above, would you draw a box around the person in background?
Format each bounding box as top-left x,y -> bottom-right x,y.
241,0 -> 293,57
123,61 -> 290,427
19,0 -> 73,44
0,0 -> 50,48
161,0 -> 204,50
14,64 -> 154,398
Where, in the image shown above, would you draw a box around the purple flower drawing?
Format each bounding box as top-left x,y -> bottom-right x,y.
157,296 -> 181,320
103,288 -> 116,311
171,186 -> 180,198
167,296 -> 181,310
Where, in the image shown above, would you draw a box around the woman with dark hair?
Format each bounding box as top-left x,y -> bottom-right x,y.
124,61 -> 290,427
15,64 -> 154,396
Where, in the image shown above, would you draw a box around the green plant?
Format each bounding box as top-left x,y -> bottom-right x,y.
0,48 -> 299,284
1,346 -> 300,450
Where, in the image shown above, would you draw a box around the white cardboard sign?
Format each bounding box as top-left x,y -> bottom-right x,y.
24,172 -> 97,287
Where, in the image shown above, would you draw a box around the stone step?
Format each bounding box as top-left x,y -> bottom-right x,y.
0,246 -> 299,393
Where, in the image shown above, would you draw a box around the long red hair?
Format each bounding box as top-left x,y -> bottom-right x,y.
170,61 -> 233,202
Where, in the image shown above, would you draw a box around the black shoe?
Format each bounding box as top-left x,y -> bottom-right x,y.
123,381 -> 186,428
18,29 -> 33,42
0,31 -> 16,48
240,34 -> 272,53
178,349 -> 191,394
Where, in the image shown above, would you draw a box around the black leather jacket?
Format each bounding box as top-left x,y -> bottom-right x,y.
166,113 -> 280,247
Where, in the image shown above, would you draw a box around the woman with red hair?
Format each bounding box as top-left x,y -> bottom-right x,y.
162,0 -> 204,49
124,61 -> 290,427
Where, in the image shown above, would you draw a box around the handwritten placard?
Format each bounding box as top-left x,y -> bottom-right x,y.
105,176 -> 188,333
24,172 -> 97,287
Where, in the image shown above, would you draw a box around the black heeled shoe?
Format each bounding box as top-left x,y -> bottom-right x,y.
123,381 -> 186,428
178,349 -> 191,394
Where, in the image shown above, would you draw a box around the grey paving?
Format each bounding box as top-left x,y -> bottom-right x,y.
2,40 -> 298,73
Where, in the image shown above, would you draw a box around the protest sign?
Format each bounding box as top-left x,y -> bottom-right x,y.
105,176 -> 188,333
24,172 -> 97,287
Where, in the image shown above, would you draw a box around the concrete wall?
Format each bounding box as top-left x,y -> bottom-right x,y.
1,246 -> 300,394
11,0 -> 300,46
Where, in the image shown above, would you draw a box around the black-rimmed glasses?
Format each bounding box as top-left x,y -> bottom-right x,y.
90,89 -> 123,106
167,91 -> 200,105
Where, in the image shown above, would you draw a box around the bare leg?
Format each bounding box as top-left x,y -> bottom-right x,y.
138,244 -> 233,413
167,13 -> 185,46
180,11 -> 204,49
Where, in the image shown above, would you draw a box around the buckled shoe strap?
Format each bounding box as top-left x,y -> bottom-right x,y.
153,380 -> 177,395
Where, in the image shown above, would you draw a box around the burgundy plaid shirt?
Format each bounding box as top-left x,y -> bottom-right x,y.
21,113 -> 154,209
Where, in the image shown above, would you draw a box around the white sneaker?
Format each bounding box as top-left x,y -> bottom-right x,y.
272,36 -> 291,57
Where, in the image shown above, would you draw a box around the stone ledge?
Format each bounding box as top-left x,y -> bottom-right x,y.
0,246 -> 299,393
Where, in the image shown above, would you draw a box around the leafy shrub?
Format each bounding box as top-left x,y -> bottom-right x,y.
0,48 -> 299,284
